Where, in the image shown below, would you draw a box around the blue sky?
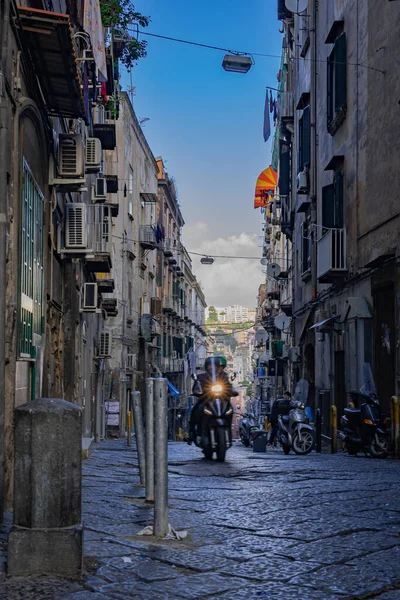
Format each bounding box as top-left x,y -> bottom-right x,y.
123,0 -> 283,307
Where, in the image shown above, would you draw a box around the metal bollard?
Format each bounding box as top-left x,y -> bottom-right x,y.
145,378 -> 155,503
131,391 -> 146,486
331,405 -> 337,454
391,396 -> 400,458
127,410 -> 132,447
315,408 -> 322,453
154,378 -> 168,537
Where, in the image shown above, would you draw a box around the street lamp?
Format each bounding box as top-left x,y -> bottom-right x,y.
222,53 -> 253,74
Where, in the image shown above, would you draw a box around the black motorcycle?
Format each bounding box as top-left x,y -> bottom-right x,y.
192,376 -> 233,462
239,413 -> 259,447
339,391 -> 389,459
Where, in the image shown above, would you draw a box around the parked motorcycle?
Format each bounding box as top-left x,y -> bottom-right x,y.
239,413 -> 259,447
338,365 -> 389,458
192,375 -> 233,462
277,399 -> 315,455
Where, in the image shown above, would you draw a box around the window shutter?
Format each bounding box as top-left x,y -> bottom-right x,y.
302,105 -> 311,167
279,139 -> 290,196
327,56 -> 333,127
334,34 -> 347,112
322,183 -> 335,229
334,171 -> 344,228
298,115 -> 304,172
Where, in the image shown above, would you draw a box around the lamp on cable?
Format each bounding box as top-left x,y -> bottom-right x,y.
222,53 -> 253,74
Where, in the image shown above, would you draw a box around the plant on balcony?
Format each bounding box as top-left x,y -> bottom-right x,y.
100,0 -> 150,70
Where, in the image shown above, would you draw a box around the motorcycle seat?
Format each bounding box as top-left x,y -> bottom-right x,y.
344,408 -> 361,416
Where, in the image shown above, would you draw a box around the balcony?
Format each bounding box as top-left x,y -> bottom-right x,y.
101,293 -> 118,317
163,297 -> 176,313
95,272 -> 114,294
161,357 -> 184,373
280,91 -> 294,121
163,239 -> 174,257
92,105 -> 116,150
317,229 -> 347,283
140,226 -> 158,250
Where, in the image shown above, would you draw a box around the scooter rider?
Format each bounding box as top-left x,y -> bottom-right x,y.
188,356 -> 237,445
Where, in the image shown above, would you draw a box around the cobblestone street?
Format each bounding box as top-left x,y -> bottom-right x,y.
0,440 -> 400,600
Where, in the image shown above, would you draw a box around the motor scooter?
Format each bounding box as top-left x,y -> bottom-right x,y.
239,413 -> 259,447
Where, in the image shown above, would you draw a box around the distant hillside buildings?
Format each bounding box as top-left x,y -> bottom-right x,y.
206,305 -> 256,324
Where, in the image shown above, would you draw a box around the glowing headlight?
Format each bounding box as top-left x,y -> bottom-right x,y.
212,384 -> 222,393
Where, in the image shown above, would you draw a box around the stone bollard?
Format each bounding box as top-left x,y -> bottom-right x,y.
8,398 -> 83,578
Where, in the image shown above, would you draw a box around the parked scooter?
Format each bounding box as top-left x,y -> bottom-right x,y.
239,413 -> 259,447
277,399 -> 315,455
338,364 -> 389,458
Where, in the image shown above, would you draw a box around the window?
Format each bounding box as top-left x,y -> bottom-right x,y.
279,139 -> 291,197
327,33 -> 347,134
19,159 -> 44,357
128,167 -> 133,218
322,171 -> 344,231
301,220 -> 311,275
298,105 -> 310,172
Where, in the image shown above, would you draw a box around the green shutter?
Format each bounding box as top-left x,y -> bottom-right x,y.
334,34 -> 347,112
279,139 -> 290,196
327,56 -> 333,127
322,183 -> 335,229
302,105 -> 311,167
19,159 -> 44,357
334,171 -> 344,228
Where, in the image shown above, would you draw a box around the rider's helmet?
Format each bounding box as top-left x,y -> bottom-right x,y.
204,356 -> 221,371
216,355 -> 227,369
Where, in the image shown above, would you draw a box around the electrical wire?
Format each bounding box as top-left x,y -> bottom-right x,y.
136,30 -> 385,74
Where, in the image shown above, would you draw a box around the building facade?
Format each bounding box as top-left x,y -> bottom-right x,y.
267,0 -> 400,431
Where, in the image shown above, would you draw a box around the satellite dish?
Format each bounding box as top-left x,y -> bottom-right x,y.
267,263 -> 281,278
274,313 -> 292,331
252,353 -> 259,361
260,258 -> 268,266
284,0 -> 308,14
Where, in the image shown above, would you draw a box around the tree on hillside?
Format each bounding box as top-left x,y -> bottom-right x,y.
207,306 -> 218,323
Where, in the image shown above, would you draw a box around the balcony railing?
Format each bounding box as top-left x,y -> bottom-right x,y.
280,91 -> 294,120
317,228 -> 347,283
163,297 -> 176,313
140,226 -> 158,249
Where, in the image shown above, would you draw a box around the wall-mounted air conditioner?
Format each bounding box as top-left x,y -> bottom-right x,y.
65,203 -> 88,249
296,171 -> 309,194
85,138 -> 102,173
58,134 -> 85,178
92,177 -> 107,202
98,332 -> 112,357
82,282 -> 98,311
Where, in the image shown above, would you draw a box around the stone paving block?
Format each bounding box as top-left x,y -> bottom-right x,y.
97,554 -> 183,582
373,591 -> 400,599
60,592 -> 117,600
290,547 -> 400,596
218,554 -> 318,582
149,573 -> 248,599
84,539 -> 138,558
0,577 -> 83,600
207,583 -> 345,600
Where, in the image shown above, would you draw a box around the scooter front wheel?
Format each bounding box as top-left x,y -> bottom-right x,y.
293,430 -> 315,455
368,435 -> 389,459
216,428 -> 227,462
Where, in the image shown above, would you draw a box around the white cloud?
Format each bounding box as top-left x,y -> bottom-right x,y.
182,223 -> 264,308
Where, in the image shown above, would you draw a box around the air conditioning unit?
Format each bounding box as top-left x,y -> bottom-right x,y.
85,138 -> 102,173
171,351 -> 177,359
98,332 -> 112,357
65,203 -> 88,249
92,177 -> 107,202
82,282 -> 98,311
126,353 -> 137,371
58,134 -> 85,178
296,171 -> 309,194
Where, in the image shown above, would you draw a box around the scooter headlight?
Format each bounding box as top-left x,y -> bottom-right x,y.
212,384 -> 222,393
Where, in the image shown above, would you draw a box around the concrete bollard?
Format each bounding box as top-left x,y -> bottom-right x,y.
132,391 -> 146,486
154,378 -> 168,537
331,405 -> 337,454
8,398 -> 83,578
145,378 -> 155,503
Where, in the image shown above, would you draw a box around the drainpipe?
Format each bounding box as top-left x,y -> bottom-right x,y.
310,0 -> 318,301
0,0 -> 12,519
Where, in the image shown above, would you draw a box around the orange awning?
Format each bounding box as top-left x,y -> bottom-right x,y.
254,166 -> 277,209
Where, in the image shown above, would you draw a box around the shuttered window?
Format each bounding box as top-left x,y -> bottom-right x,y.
298,105 -> 311,172
302,221 -> 311,275
327,33 -> 347,131
322,172 -> 344,230
279,139 -> 291,196
19,158 -> 44,357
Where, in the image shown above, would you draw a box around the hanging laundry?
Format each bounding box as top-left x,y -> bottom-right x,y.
273,99 -> 278,123
263,90 -> 271,142
100,81 -> 107,105
269,90 -> 273,113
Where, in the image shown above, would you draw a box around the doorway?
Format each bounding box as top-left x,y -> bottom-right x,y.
373,285 -> 395,414
334,351 -> 346,421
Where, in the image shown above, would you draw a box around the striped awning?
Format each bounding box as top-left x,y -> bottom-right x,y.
254,166 -> 278,209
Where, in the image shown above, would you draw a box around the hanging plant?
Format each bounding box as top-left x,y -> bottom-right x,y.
100,0 -> 150,70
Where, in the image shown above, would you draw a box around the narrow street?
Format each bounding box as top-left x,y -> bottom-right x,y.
1,441 -> 399,600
